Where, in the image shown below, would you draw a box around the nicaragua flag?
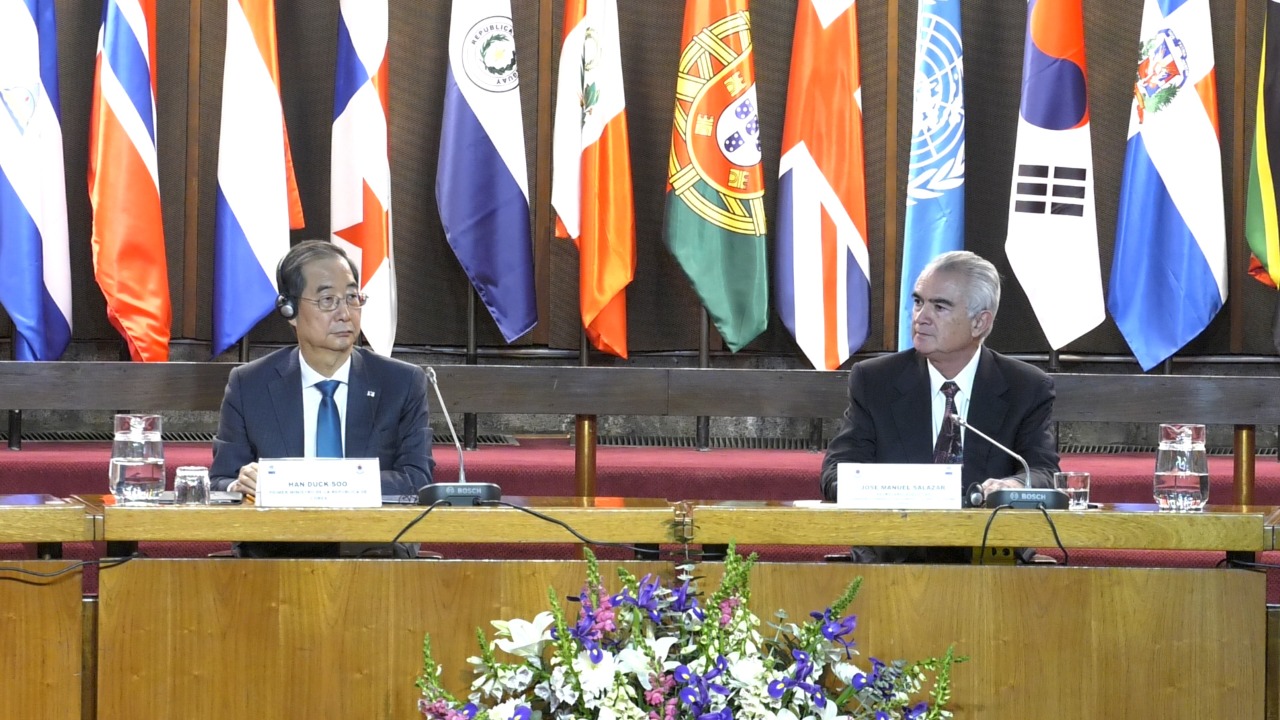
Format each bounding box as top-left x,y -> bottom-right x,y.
0,0 -> 71,361
1004,0 -> 1104,350
1109,0 -> 1226,371
213,0 -> 305,357
89,0 -> 171,362
776,0 -> 869,370
899,0 -> 964,350
332,0 -> 395,356
437,0 -> 536,343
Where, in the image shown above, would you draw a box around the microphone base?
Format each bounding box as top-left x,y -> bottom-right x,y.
985,487 -> 1069,510
417,483 -> 502,506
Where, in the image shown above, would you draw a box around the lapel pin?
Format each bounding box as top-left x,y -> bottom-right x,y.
367,390 -> 376,397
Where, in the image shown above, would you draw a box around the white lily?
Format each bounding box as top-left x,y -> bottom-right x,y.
493,611 -> 556,659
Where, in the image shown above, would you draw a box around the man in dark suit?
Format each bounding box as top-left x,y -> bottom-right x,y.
210,240 -> 434,557
820,251 -> 1059,562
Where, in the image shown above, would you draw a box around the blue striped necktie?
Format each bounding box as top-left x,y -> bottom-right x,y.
316,380 -> 342,458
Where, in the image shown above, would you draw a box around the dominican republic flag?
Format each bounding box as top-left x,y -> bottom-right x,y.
551,0 -> 635,358
1109,0 -> 1226,371
437,0 -> 536,343
0,0 -> 71,361
776,0 -> 869,370
89,0 -> 170,362
1004,0 -> 1103,350
213,0 -> 305,357
332,0 -> 395,356
899,0 -> 965,350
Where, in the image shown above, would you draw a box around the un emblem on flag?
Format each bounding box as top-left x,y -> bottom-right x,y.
667,10 -> 766,236
906,11 -> 965,204
462,16 -> 519,93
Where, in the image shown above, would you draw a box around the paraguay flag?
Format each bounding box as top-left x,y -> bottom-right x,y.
1109,0 -> 1226,371
1004,0 -> 1103,350
899,0 -> 964,350
213,0 -> 305,357
89,0 -> 171,362
437,0 -> 536,343
332,0 -> 395,356
551,0 -> 635,358
0,0 -> 72,361
1246,0 -> 1280,287
776,0 -> 869,370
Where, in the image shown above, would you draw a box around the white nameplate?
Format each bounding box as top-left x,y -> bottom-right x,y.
256,458 -> 382,508
836,463 -> 961,510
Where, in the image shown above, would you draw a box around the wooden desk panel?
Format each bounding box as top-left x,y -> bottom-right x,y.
691,503 -> 1269,551
0,562 -> 83,720
96,559 -> 1263,720
0,496 -> 92,542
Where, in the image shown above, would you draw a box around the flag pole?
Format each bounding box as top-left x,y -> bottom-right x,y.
7,339 -> 19,450
463,289 -> 478,450
237,336 -> 249,363
574,327 -> 596,498
696,309 -> 710,450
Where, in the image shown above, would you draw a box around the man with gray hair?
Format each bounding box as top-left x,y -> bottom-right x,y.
820,251 -> 1059,562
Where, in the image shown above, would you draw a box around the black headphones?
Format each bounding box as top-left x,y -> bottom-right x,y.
275,256 -> 296,319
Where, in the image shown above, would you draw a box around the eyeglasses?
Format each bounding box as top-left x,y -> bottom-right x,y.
297,291 -> 368,312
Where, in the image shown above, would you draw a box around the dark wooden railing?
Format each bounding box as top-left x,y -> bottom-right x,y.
2,362 -> 1277,501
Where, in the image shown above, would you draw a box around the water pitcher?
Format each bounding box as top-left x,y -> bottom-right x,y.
110,414 -> 165,502
1153,423 -> 1208,512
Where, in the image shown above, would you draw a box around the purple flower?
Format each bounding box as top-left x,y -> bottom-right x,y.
906,702 -> 929,719
616,574 -> 664,623
768,649 -> 825,707
674,657 -> 730,715
672,580 -> 704,620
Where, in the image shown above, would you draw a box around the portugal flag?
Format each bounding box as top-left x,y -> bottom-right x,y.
662,0 -> 768,352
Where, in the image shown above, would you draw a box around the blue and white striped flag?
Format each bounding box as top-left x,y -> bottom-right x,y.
213,0 -> 304,357
899,0 -> 965,350
0,0 -> 72,361
437,0 -> 536,343
1109,0 -> 1226,371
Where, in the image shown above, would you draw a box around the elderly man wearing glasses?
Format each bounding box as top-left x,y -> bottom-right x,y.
209,240 -> 435,557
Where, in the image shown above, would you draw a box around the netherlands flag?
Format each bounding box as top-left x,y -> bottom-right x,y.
776,0 -> 869,370
332,0 -> 395,356
213,0 -> 305,357
1004,0 -> 1104,350
89,0 -> 170,362
0,0 -> 72,361
1109,0 -> 1226,371
437,0 -> 536,343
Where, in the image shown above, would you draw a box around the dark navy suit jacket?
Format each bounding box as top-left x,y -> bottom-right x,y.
820,346 -> 1059,504
210,346 -> 434,496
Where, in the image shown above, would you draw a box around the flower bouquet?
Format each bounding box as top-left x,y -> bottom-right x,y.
417,546 -> 959,720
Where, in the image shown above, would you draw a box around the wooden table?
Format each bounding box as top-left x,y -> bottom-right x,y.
84,500 -> 1269,719
0,495 -> 93,720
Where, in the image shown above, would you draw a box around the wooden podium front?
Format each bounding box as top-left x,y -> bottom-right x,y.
87,500 -> 1268,719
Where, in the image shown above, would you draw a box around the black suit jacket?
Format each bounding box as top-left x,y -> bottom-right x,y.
210,347 -> 435,558
820,347 -> 1059,504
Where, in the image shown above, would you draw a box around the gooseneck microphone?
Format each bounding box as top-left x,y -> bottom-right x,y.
417,367 -> 501,506
952,413 -> 1068,510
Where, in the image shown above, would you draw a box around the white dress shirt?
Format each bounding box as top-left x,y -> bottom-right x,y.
926,348 -> 981,448
300,356 -> 352,457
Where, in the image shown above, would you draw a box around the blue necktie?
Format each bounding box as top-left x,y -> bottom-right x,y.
316,380 -> 342,458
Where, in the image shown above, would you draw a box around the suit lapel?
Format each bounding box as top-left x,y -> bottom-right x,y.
345,349 -> 377,458
965,347 -> 1009,471
890,352 -> 934,461
268,349 -> 305,457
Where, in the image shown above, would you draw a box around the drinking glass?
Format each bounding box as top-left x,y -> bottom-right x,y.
109,414 -> 165,503
174,466 -> 211,505
1053,471 -> 1090,510
1154,423 -> 1208,512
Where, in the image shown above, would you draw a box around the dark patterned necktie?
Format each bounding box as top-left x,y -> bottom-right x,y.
932,381 -> 962,464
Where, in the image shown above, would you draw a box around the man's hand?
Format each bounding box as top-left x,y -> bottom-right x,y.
979,476 -> 1024,498
229,462 -> 258,494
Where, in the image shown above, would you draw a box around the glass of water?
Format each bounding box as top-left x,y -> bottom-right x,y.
1154,423 -> 1209,512
1054,471 -> 1090,510
110,414 -> 165,503
174,466 -> 211,505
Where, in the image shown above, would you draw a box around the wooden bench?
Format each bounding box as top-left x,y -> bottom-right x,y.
2,361 -> 1277,500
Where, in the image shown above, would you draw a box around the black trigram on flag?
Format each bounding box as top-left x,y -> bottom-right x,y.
1013,165 -> 1087,217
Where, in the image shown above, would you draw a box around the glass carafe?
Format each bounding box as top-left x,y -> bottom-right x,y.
110,414 -> 165,502
1153,423 -> 1208,512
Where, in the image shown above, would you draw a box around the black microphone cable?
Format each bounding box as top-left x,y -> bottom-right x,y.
0,552 -> 142,584
977,503 -> 1069,566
